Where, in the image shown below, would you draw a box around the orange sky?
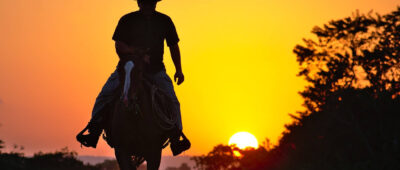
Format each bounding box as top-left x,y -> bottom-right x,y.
0,0 -> 398,157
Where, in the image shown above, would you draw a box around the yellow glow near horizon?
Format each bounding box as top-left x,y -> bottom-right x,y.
229,132 -> 259,149
0,0 -> 398,157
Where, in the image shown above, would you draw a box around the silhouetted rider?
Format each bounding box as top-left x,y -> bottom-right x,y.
77,0 -> 190,156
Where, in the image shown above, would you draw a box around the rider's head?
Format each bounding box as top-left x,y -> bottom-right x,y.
137,0 -> 161,13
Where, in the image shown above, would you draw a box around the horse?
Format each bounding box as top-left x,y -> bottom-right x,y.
103,50 -> 178,170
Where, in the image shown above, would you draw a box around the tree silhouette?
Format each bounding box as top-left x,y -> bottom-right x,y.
191,142 -> 284,170
25,147 -> 95,170
0,146 -> 99,170
293,7 -> 400,114
277,6 -> 400,169
191,144 -> 240,170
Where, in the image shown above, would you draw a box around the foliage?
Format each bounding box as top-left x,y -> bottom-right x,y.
191,142 -> 286,170
278,89 -> 400,169
191,144 -> 240,170
293,7 -> 400,114
0,152 -> 26,170
0,147 -> 97,170
26,147 -> 95,170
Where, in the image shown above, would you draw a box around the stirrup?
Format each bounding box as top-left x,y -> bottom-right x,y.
170,132 -> 191,156
76,122 -> 101,148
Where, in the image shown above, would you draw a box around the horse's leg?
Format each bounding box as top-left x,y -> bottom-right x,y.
146,148 -> 162,170
115,148 -> 136,170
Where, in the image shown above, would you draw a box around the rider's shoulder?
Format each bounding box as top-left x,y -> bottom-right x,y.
120,11 -> 141,19
154,11 -> 173,21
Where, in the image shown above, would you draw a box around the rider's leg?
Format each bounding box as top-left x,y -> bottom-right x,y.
77,70 -> 120,148
150,70 -> 183,130
91,70 -> 120,122
150,70 -> 190,156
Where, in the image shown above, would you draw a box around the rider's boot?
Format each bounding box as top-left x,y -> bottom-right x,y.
76,121 -> 103,148
169,128 -> 191,156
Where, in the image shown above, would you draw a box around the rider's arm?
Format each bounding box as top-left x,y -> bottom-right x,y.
170,44 -> 182,73
169,43 -> 184,85
115,41 -> 134,59
164,16 -> 183,85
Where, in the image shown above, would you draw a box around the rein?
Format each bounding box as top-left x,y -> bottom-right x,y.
142,78 -> 178,131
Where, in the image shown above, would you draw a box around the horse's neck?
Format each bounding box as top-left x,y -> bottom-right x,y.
130,73 -> 147,96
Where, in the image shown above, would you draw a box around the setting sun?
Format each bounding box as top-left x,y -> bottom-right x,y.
228,132 -> 259,149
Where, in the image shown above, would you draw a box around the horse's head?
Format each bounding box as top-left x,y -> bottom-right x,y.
117,48 -> 150,105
